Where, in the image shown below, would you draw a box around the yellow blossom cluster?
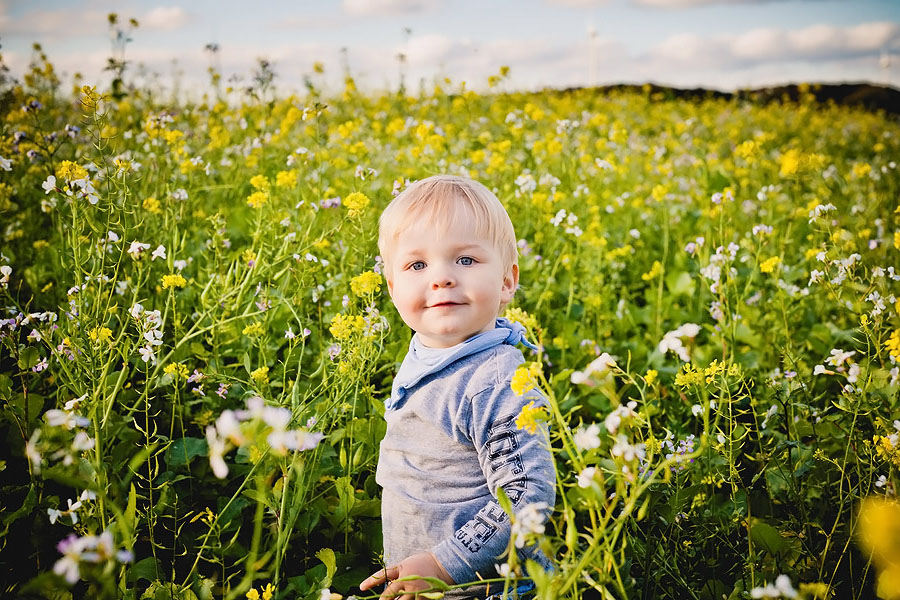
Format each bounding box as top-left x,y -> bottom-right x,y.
88,326 -> 113,344
350,270 -> 382,297
242,322 -> 264,337
675,360 -> 740,388
250,366 -> 269,385
329,313 -> 366,340
343,191 -> 370,217
874,435 -> 900,469
56,160 -> 88,182
503,307 -> 539,332
161,273 -> 187,289
247,174 -> 270,208
164,363 -> 189,380
511,362 -> 542,396
759,256 -> 781,274
515,400 -> 547,434
885,330 -> 900,362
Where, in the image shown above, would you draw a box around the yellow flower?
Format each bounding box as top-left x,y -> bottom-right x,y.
164,363 -> 189,380
894,230 -> 900,250
779,148 -> 801,177
759,256 -> 781,274
511,362 -> 541,396
162,274 -> 187,289
251,366 -> 269,385
885,330 -> 900,362
343,191 -> 370,217
857,496 -> 900,598
503,307 -> 539,332
641,260 -> 663,281
250,174 -> 270,192
275,170 -> 297,189
242,322 -> 264,336
674,363 -> 704,387
329,314 -> 365,340
350,271 -> 382,297
88,326 -> 113,344
80,85 -> 101,111
261,583 -> 275,600
515,400 -> 547,434
852,163 -> 872,179
143,196 -> 162,214
246,589 -> 260,600
247,191 -> 268,209
56,160 -> 88,182
874,434 -> 900,469
644,370 -> 658,386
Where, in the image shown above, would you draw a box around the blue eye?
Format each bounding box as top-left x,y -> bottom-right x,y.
458,256 -> 474,266
410,261 -> 426,271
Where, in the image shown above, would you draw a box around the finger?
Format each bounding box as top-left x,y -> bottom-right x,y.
379,580 -> 405,600
361,566 -> 399,591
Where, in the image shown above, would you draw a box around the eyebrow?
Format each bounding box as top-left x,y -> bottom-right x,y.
396,243 -> 488,259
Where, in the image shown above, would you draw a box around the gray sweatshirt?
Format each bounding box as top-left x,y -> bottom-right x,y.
375,343 -> 556,597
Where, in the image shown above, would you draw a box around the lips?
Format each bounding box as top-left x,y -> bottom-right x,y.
428,301 -> 464,308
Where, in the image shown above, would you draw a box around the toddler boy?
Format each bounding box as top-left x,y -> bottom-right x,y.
359,175 -> 555,599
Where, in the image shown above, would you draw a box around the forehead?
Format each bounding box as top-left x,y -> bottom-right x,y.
392,220 -> 496,256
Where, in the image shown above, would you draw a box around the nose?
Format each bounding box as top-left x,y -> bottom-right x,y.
430,267 -> 455,289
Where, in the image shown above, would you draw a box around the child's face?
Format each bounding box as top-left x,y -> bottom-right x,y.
385,215 -> 518,348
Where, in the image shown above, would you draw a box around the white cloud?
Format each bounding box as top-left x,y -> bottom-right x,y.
142,6 -> 191,32
2,7 -> 106,37
650,21 -> 900,66
342,0 -> 439,17
635,0 -> 788,6
544,0 -> 612,7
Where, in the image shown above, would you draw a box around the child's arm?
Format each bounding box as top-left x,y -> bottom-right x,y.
430,373 -> 556,585
360,552 -> 453,600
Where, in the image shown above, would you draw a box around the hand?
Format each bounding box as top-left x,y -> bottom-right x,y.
359,552 -> 454,600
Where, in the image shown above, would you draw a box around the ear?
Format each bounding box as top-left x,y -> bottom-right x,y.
500,263 -> 519,304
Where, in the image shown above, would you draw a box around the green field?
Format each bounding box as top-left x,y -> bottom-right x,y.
1,45 -> 899,600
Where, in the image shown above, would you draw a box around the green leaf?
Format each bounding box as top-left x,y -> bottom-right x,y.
665,271 -> 695,297
748,519 -> 788,557
315,548 -> 336,586
129,557 -> 160,583
496,485 -> 513,517
166,437 -> 208,467
0,374 -> 12,400
18,346 -> 40,370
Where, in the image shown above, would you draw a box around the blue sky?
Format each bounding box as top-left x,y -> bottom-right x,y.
2,0 -> 899,95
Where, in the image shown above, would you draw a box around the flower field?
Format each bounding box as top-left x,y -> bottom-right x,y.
1,45 -> 899,600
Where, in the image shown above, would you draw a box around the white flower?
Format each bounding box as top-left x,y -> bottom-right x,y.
151,245 -> 167,261
604,401 -> 637,434
138,346 -> 156,363
813,364 -> 827,375
577,466 -> 597,488
42,174 -> 56,193
571,352 -> 618,385
129,303 -> 144,319
573,423 -> 602,451
127,241 -> 150,260
510,502 -> 549,548
215,410 -> 245,446
825,349 -> 856,367
691,404 -> 703,417
610,434 -> 646,461
0,265 -> 11,288
206,426 -> 228,479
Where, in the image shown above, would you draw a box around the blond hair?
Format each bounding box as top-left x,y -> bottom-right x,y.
378,175 -> 518,275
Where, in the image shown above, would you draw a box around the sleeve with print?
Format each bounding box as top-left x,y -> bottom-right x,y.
430,355 -> 556,585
